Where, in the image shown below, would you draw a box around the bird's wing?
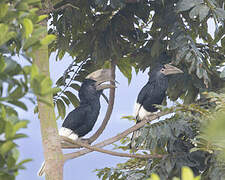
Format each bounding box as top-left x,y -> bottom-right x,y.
62,106 -> 88,132
134,82 -> 166,120
134,83 -> 153,119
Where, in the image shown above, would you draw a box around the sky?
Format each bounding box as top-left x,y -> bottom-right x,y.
16,53 -> 151,180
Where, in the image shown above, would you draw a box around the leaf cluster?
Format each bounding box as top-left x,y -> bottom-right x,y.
0,0 -> 56,178
48,0 -> 225,121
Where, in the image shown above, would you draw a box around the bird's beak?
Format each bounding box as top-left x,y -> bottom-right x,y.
163,64 -> 183,75
86,69 -> 116,90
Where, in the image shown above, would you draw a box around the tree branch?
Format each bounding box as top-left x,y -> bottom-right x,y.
68,139 -> 163,159
63,111 -> 169,161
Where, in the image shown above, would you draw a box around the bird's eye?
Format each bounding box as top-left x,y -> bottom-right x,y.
161,68 -> 165,72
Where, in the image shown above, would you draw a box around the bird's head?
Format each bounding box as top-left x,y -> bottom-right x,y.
150,63 -> 183,80
79,69 -> 115,101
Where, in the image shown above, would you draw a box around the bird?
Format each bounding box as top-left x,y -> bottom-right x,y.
38,69 -> 115,176
131,63 -> 183,149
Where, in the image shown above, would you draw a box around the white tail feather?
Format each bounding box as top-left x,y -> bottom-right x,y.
38,161 -> 45,176
59,127 -> 78,141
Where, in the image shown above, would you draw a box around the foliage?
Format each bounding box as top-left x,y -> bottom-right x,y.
0,0 -> 54,179
48,0 -> 225,117
43,0 -> 225,179
148,167 -> 200,180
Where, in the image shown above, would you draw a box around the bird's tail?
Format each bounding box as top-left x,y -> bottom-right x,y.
37,161 -> 45,176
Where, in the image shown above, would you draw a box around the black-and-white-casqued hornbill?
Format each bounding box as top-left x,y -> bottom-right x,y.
131,64 -> 183,149
38,69 -> 115,176
59,69 -> 115,141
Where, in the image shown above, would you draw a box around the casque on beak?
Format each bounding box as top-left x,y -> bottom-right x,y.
163,64 -> 183,75
86,69 -> 116,90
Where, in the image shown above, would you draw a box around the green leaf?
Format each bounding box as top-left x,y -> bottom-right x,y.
37,15 -> 48,23
23,18 -> 33,38
117,57 -> 132,84
70,83 -> 80,91
17,2 -> 29,11
13,133 -> 28,140
52,87 -> 61,95
5,121 -> 14,139
176,0 -> 203,12
56,99 -> 66,119
13,120 -> 29,132
7,155 -> 16,169
9,86 -> 24,99
12,148 -> 20,161
148,173 -> 160,180
7,100 -> 27,111
214,8 -> 225,19
182,167 -> 194,180
16,158 -> 32,167
189,4 -> 209,21
0,24 -> 16,46
22,0 -> 40,4
40,35 -> 56,45
0,141 -> 16,155
0,3 -> 8,19
23,27 -> 46,50
0,56 -> 6,72
63,91 -> 79,108
61,96 -> 70,106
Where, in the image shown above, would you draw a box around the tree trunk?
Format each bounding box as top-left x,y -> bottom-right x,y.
34,21 -> 64,180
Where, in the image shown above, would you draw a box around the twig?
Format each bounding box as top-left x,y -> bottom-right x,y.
63,111 -> 169,161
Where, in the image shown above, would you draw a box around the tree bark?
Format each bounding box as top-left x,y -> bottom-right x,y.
34,21 -> 64,180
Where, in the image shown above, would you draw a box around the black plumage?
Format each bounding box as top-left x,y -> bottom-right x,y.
61,79 -> 101,138
131,64 -> 183,149
136,65 -> 168,117
59,69 -> 114,141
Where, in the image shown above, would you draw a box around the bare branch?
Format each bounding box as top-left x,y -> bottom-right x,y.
69,139 -> 163,159
63,111 -> 170,161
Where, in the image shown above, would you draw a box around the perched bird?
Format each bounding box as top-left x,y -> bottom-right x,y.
59,69 -> 115,141
38,69 -> 115,176
131,64 -> 183,149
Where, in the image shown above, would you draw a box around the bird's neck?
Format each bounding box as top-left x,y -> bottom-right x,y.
150,77 -> 168,91
80,99 -> 101,110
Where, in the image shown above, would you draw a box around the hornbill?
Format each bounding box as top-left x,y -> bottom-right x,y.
59,69 -> 115,141
38,69 -> 115,176
131,64 -> 183,149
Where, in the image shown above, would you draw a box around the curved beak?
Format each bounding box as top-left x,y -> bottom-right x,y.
163,64 -> 183,75
86,69 -> 116,90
